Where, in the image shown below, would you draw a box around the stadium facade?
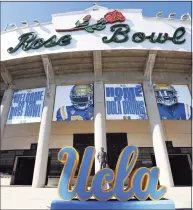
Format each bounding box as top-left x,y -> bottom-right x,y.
0,5 -> 192,188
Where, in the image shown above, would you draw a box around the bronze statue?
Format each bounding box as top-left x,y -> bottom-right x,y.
97,147 -> 108,169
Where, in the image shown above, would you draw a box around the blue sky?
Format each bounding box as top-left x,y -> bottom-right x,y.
1,1 -> 192,31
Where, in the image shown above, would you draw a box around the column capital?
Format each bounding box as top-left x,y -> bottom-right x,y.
143,80 -> 155,94
41,55 -> 55,92
144,51 -> 157,77
1,62 -> 13,86
95,80 -> 104,85
44,84 -> 56,102
5,84 -> 15,90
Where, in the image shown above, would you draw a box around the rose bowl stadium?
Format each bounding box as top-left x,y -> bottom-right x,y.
0,4 -> 192,194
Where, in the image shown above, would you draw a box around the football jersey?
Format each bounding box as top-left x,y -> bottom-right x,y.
56,106 -> 93,121
158,103 -> 192,120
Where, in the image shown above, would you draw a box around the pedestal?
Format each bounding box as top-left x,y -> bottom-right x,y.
51,199 -> 175,210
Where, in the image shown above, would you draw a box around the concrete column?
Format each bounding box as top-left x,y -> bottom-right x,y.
1,86 -> 13,140
143,81 -> 174,187
94,81 -> 107,173
32,84 -> 56,188
188,84 -> 192,96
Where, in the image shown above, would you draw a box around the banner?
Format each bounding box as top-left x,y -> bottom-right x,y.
53,85 -> 94,121
7,88 -> 45,124
154,84 -> 192,120
105,84 -> 148,120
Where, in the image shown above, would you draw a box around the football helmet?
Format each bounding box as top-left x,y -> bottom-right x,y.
70,84 -> 93,110
153,84 -> 178,106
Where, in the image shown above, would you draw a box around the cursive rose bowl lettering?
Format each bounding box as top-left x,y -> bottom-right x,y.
7,24 -> 186,54
103,24 -> 186,44
57,146 -> 167,201
7,32 -> 72,54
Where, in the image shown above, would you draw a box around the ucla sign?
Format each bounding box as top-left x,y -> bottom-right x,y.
51,145 -> 175,209
57,145 -> 166,201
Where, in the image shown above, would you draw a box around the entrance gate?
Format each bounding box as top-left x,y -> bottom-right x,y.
151,154 -> 192,186
73,133 -> 128,173
11,156 -> 35,185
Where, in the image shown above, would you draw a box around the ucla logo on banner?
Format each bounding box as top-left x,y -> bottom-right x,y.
57,145 -> 167,201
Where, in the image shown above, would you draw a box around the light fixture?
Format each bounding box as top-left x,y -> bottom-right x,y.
168,13 -> 176,19
181,13 -> 191,20
156,11 -> 163,18
92,2 -> 99,10
33,19 -> 39,24
9,23 -> 17,29
21,20 -> 28,26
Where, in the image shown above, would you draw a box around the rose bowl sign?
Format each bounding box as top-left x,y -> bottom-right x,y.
7,10 -> 186,54
50,145 -> 175,210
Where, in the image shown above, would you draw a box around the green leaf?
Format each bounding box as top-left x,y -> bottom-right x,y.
84,27 -> 94,33
75,20 -> 80,27
91,25 -> 97,29
95,24 -> 106,31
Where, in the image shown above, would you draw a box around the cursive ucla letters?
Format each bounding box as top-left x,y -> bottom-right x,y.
57,146 -> 167,201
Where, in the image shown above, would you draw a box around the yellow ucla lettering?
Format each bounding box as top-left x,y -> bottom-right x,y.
57,145 -> 167,201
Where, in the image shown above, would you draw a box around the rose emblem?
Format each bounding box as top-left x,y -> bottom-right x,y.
104,10 -> 125,23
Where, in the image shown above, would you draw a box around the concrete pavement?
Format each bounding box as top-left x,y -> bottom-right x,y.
0,186 -> 191,209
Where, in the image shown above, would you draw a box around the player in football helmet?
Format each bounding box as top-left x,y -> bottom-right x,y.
153,84 -> 192,120
154,84 -> 178,106
70,84 -> 93,110
56,84 -> 94,121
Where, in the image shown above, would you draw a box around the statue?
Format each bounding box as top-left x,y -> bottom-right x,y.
97,147 -> 108,169
97,147 -> 109,190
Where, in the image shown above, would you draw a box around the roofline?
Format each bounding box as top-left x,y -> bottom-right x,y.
1,22 -> 52,34
143,16 -> 192,23
52,5 -> 142,17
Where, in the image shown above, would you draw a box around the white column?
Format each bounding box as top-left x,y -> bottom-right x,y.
143,81 -> 174,187
188,84 -> 192,96
1,86 -> 13,140
32,84 -> 56,188
94,81 -> 107,173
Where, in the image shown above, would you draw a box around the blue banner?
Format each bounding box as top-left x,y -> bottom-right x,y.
7,88 -> 45,124
105,84 -> 148,120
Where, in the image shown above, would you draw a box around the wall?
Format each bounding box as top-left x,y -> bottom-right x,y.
1,123 -> 40,150
163,120 -> 191,147
1,120 -> 190,150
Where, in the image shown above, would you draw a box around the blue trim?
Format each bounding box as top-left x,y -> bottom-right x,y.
51,199 -> 175,210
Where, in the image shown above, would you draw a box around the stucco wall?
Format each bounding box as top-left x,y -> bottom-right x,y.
2,123 -> 40,150
163,120 -> 191,147
1,120 -> 191,150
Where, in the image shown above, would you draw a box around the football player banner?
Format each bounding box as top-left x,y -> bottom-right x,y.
7,88 -> 45,124
105,84 -> 148,120
154,84 -> 192,120
53,85 -> 94,121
